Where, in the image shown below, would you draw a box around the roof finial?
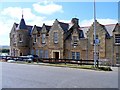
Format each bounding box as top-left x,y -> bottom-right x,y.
22,9 -> 23,19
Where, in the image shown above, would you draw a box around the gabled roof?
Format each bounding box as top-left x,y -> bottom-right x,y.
44,25 -> 51,32
81,23 -> 116,38
36,25 -> 42,31
65,24 -> 84,40
113,23 -> 120,32
14,23 -> 18,27
100,24 -> 111,39
31,25 -> 42,35
58,21 -> 69,32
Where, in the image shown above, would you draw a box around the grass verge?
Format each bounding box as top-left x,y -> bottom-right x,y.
6,61 -> 112,71
38,63 -> 112,71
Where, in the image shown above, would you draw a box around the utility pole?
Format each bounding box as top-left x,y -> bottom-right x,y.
94,0 -> 97,67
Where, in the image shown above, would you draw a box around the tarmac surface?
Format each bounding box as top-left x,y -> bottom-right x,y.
1,62 -> 118,88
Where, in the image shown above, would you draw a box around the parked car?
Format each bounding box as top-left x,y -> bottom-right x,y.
7,59 -> 15,63
19,56 -> 28,61
26,55 -> 39,62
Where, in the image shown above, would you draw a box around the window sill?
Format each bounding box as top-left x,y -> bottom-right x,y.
19,41 -> 23,43
114,43 -> 120,46
54,42 -> 58,44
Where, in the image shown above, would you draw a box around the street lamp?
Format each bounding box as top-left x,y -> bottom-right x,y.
93,0 -> 97,67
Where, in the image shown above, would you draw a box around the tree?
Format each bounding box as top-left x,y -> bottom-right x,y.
1,49 -> 10,53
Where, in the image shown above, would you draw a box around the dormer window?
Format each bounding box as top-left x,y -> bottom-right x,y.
115,34 -> 120,44
54,32 -> 58,44
42,34 -> 46,44
19,34 -> 23,42
73,36 -> 78,42
33,35 -> 37,43
13,34 -> 15,43
72,36 -> 78,46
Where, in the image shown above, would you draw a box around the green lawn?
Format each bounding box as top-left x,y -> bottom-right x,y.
6,61 -> 112,71
41,63 -> 112,71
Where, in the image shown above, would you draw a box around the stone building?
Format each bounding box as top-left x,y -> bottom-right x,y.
10,15 -> 120,65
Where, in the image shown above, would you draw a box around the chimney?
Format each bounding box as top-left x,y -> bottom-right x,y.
71,18 -> 79,25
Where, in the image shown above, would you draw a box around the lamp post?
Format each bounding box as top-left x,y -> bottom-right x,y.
93,0 -> 97,67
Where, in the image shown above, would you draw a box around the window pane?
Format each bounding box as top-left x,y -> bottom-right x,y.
42,34 -> 46,44
39,50 -> 43,58
76,52 -> 80,60
73,36 -> 77,41
45,50 -> 49,58
115,34 -> 120,43
31,49 -> 34,55
19,34 -> 22,41
72,52 -> 75,59
54,32 -> 58,43
36,49 -> 39,56
33,35 -> 36,43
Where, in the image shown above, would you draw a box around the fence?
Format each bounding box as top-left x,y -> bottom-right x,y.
39,58 -> 99,67
1,56 -> 99,67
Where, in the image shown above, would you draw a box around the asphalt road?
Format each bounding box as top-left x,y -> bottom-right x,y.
1,62 -> 118,88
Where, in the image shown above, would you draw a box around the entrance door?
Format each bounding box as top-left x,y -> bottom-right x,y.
20,53 -> 22,56
55,52 -> 59,59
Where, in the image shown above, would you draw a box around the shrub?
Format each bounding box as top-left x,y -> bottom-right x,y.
98,67 -> 112,71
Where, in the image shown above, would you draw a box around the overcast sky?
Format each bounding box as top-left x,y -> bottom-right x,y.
0,0 -> 118,45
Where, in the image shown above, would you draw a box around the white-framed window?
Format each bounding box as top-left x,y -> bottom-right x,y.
54,32 -> 58,44
73,36 -> 78,42
45,50 -> 49,58
36,49 -> 39,56
39,49 -> 43,58
31,49 -> 34,55
19,34 -> 22,42
76,52 -> 80,60
13,34 -> 15,43
116,53 -> 120,61
72,52 -> 80,60
33,35 -> 37,43
115,34 -> 120,44
72,36 -> 78,46
42,34 -> 46,44
72,52 -> 75,59
37,37 -> 40,44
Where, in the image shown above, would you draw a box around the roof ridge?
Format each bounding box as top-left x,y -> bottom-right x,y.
80,23 -> 116,28
58,21 -> 69,25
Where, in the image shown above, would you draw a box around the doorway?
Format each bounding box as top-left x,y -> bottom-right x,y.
54,52 -> 59,59
52,50 -> 60,59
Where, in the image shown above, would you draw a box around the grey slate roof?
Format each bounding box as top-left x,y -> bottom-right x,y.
36,25 -> 42,32
58,21 -> 69,32
81,24 -> 116,38
113,23 -> 119,32
15,23 -> 33,35
15,23 -> 18,28
65,24 -> 84,40
27,25 -> 33,35
14,17 -> 117,39
45,25 -> 51,32
17,18 -> 27,30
